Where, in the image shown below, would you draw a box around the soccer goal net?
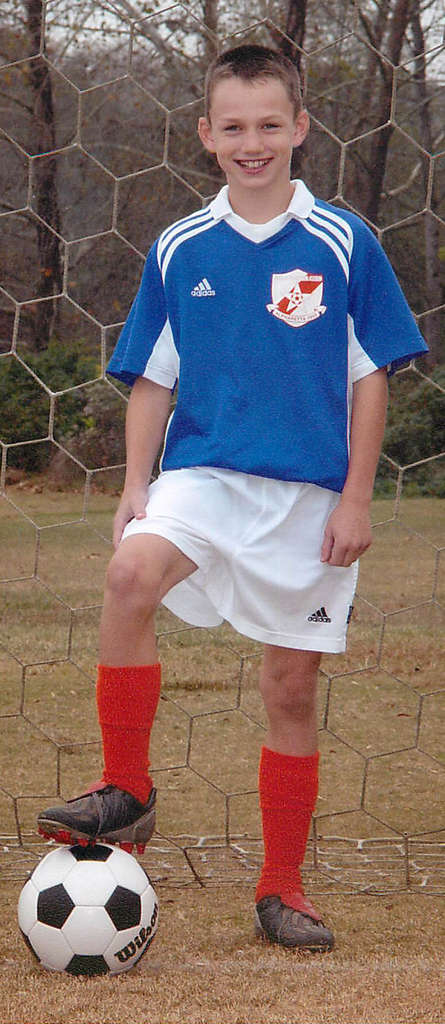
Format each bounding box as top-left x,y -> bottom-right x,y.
0,0 -> 444,898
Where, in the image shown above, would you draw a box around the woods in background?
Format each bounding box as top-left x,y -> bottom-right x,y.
0,0 -> 443,489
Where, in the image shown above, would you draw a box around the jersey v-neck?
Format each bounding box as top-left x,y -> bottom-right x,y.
225,208 -> 291,243
210,180 -> 315,244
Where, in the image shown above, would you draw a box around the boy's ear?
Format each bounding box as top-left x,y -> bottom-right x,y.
293,109 -> 310,147
198,116 -> 217,153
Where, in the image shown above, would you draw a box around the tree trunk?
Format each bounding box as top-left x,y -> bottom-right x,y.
282,0 -> 307,70
364,0 -> 413,225
202,0 -> 218,66
280,0 -> 308,176
357,0 -> 391,134
410,5 -> 442,367
25,0 -> 63,350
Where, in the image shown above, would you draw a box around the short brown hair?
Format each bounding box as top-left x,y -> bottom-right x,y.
204,44 -> 304,119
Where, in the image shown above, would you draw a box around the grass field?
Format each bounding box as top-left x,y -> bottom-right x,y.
0,486 -> 444,1022
1,886 -> 444,1024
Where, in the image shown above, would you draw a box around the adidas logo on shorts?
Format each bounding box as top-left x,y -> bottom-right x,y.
307,606 -> 332,623
191,277 -> 215,297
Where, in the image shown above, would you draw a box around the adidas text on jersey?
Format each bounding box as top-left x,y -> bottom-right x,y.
191,278 -> 216,297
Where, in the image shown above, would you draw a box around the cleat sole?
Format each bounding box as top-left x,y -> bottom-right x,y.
38,825 -> 74,845
38,825 -> 97,847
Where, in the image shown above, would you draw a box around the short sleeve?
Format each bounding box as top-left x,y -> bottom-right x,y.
107,244 -> 179,389
348,222 -> 428,375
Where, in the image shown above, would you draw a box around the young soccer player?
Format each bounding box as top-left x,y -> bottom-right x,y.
38,45 -> 428,951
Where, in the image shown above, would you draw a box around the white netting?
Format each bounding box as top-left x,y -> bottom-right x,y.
0,0 -> 444,896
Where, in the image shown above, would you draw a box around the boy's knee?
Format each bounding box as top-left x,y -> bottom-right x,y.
105,547 -> 160,611
259,649 -> 320,724
261,680 -> 316,726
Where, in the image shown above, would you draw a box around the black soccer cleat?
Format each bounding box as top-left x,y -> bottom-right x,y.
37,784 -> 156,854
255,894 -> 334,952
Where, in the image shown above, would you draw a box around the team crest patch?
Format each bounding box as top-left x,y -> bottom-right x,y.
267,269 -> 326,328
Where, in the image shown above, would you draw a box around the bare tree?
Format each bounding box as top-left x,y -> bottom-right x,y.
203,0 -> 218,63
271,0 -> 308,176
282,0 -> 307,68
25,0 -> 63,350
357,0 -> 414,224
1,0 -> 442,359
410,4 -> 442,366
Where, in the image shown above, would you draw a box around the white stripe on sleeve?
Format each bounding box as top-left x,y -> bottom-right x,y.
142,316 -> 179,389
348,314 -> 380,382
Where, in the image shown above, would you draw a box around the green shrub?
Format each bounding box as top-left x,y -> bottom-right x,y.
376,367 -> 445,496
0,340 -> 98,472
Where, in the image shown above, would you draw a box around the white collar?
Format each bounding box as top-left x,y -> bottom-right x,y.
209,179 -> 314,224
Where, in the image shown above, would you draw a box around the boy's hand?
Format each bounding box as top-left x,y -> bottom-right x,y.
320,500 -> 373,567
112,485 -> 149,550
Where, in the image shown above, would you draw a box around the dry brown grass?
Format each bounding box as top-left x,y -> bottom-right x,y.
1,883 -> 444,1024
1,490 -> 444,1022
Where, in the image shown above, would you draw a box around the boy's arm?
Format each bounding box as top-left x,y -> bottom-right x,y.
113,376 -> 172,549
320,368 -> 388,567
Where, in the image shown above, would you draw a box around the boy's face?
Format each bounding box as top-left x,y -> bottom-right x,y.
198,75 -> 309,213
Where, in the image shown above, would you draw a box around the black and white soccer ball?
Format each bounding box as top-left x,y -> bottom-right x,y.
18,843 -> 159,975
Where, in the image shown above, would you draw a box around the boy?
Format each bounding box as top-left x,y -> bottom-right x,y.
38,45 -> 428,951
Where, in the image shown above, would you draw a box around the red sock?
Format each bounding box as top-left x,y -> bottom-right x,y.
96,664 -> 161,805
255,746 -> 319,914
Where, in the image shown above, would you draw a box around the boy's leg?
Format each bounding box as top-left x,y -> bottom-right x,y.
99,534 -> 198,666
38,534 -> 197,849
255,646 -> 334,951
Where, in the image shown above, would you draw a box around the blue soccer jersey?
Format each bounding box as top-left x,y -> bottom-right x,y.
108,182 -> 428,493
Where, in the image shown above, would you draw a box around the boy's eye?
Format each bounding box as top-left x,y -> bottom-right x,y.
221,121 -> 281,132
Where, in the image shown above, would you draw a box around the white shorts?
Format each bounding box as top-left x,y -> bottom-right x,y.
122,468 -> 358,653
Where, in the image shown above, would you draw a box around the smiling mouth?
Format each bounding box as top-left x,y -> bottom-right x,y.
236,158 -> 272,170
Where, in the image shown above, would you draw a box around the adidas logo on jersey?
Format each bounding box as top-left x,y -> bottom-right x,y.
307,606 -> 332,623
191,278 -> 215,297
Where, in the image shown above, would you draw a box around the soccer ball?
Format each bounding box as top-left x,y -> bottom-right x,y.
18,843 -> 159,975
